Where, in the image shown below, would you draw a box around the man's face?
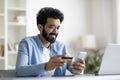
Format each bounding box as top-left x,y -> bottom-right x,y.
42,18 -> 61,43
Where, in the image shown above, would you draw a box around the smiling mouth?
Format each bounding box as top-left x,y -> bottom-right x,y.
51,35 -> 56,38
50,35 -> 56,38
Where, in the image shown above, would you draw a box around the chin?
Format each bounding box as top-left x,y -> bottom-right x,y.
50,39 -> 56,43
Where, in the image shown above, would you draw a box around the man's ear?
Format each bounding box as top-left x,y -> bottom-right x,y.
38,24 -> 43,31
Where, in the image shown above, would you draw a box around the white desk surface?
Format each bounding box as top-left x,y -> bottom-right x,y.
1,75 -> 120,80
0,70 -> 120,80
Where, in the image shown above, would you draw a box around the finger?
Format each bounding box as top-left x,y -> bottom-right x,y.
72,62 -> 81,66
54,62 -> 65,67
50,55 -> 66,67
80,59 -> 85,64
74,65 -> 84,70
71,65 -> 84,72
73,69 -> 82,74
71,62 -> 85,70
73,60 -> 85,66
73,62 -> 85,67
53,58 -> 66,63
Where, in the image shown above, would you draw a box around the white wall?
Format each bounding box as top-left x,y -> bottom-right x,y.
90,0 -> 115,48
26,0 -> 117,49
116,0 -> 120,43
26,0 -> 87,45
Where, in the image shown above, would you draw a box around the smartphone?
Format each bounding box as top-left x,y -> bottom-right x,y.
73,51 -> 87,62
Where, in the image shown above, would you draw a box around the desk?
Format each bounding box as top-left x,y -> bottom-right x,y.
1,70 -> 120,80
1,75 -> 120,80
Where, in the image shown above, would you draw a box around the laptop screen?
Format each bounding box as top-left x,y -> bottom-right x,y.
98,44 -> 120,75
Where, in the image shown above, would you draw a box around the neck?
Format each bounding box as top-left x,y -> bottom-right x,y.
39,34 -> 51,48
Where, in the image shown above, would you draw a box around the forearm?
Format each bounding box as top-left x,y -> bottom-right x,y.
16,63 -> 46,77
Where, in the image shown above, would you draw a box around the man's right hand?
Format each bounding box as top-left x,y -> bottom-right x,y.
45,55 -> 66,71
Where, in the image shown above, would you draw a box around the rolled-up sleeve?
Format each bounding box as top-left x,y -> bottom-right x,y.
16,39 -> 46,77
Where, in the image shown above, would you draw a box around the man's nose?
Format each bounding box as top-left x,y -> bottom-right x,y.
52,28 -> 59,33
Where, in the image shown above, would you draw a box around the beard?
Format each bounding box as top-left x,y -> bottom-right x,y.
42,28 -> 58,43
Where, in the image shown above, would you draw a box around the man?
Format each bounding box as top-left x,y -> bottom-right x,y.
16,7 -> 85,77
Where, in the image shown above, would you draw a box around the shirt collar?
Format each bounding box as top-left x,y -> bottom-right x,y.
36,34 -> 44,49
35,34 -> 58,56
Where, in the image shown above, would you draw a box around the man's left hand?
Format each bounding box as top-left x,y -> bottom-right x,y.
70,59 -> 85,74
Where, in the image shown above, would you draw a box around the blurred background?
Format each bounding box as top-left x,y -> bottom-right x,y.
0,0 -> 120,74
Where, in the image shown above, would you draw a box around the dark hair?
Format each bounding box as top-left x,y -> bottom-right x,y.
37,7 -> 64,26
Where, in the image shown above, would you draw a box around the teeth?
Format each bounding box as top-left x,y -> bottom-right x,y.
51,35 -> 56,38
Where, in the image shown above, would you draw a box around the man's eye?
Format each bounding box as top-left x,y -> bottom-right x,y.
49,26 -> 55,29
57,27 -> 60,30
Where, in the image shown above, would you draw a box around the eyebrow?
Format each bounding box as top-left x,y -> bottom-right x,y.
49,24 -> 61,27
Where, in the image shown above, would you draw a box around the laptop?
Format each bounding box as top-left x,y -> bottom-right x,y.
98,44 -> 120,75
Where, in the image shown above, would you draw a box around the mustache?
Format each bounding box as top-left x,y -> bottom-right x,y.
49,33 -> 57,36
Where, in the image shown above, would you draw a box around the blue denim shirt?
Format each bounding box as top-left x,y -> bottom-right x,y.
16,34 -> 75,77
